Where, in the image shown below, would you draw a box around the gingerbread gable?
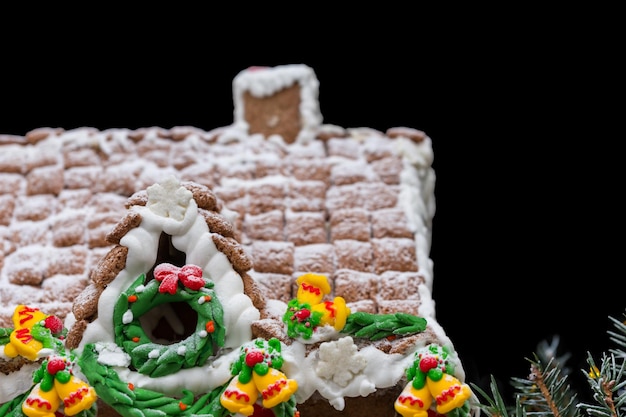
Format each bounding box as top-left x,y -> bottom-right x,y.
65,176 -> 263,354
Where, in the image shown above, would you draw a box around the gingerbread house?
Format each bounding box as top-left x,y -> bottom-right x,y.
0,64 -> 475,417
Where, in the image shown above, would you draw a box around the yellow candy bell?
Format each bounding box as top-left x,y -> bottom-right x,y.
220,376 -> 259,416
296,273 -> 331,305
394,382 -> 433,417
252,367 -> 298,409
22,383 -> 60,417
5,327 -> 44,361
4,305 -> 48,360
426,373 -> 472,414
54,374 -> 97,416
12,305 -> 47,329
311,297 -> 351,331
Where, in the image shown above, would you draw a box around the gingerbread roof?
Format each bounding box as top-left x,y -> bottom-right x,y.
0,65 -> 438,338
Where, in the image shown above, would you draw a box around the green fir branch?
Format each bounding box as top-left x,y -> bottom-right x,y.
579,352 -> 624,417
472,375 -> 514,417
607,314 -> 626,361
578,312 -> 626,417
510,355 -> 580,417
474,309 -> 626,417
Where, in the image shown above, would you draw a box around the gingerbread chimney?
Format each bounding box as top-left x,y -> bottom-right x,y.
232,64 -> 323,144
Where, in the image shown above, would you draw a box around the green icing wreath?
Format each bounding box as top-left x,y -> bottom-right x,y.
113,267 -> 225,378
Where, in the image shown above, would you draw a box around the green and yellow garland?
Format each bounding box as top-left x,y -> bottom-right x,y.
283,273 -> 427,341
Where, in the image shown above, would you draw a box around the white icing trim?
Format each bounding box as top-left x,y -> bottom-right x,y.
282,339 -> 416,410
0,363 -> 40,403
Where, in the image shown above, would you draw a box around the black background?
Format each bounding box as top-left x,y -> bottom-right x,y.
1,12 -> 622,404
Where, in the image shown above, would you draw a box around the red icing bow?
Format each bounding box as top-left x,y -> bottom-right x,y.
154,263 -> 205,294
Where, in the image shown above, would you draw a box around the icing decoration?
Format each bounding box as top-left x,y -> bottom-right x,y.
395,344 -> 472,417
315,336 -> 366,386
341,310 -> 427,341
3,305 -> 65,361
0,307 -> 98,417
78,343 -> 228,416
154,263 -> 205,294
220,338 -> 298,416
284,274 -> 351,339
0,394 -> 28,416
283,273 -> 427,341
295,273 -> 331,305
22,354 -> 97,417
112,264 -> 225,378
146,176 -> 193,220
77,339 -> 300,417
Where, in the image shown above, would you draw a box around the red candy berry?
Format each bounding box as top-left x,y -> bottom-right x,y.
44,315 -> 64,335
47,358 -> 66,375
293,309 -> 311,321
419,355 -> 439,372
245,350 -> 265,367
